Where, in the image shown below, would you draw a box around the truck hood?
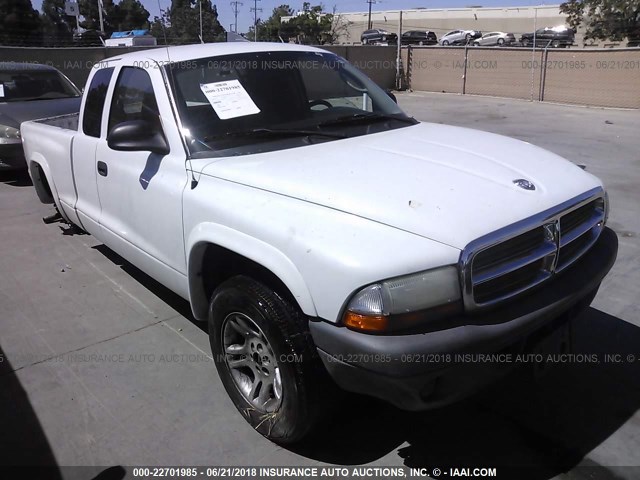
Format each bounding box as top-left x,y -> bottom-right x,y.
199,122 -> 602,250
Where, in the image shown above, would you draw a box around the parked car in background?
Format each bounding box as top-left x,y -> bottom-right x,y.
401,30 -> 438,45
439,29 -> 481,46
473,31 -> 516,46
0,63 -> 81,170
360,29 -> 398,45
520,26 -> 575,48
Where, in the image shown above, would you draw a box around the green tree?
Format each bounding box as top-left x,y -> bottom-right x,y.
78,0 -> 115,33
0,0 -> 42,46
287,3 -> 334,44
151,0 -> 225,45
250,4 -> 296,42
111,0 -> 150,31
41,0 -> 76,46
560,0 -> 640,44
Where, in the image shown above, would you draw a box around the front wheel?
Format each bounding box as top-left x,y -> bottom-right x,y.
208,276 -> 327,444
442,40 -> 449,46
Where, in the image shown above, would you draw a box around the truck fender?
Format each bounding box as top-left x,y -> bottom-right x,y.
186,222 -> 318,321
28,153 -> 71,223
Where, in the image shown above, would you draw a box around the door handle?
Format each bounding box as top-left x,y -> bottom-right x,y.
97,161 -> 108,177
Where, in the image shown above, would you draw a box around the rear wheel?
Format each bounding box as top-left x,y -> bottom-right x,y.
497,38 -> 505,46
208,276 -> 327,444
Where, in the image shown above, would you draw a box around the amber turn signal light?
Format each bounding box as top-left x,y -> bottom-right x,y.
343,311 -> 388,332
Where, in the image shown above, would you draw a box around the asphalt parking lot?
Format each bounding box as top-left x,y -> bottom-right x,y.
1,92 -> 639,479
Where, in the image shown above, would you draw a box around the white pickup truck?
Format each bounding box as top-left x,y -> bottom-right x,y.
22,43 -> 617,443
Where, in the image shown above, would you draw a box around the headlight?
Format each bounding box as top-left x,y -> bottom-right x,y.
0,124 -> 21,144
342,266 -> 462,333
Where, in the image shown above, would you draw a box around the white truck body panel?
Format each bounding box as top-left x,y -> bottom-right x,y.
20,42 -> 605,324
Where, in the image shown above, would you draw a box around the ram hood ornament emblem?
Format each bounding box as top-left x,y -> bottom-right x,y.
513,179 -> 536,191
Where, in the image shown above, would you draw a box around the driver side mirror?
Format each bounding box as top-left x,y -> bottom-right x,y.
107,119 -> 170,155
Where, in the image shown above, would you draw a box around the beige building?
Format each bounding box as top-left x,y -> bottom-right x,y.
331,5 -> 599,47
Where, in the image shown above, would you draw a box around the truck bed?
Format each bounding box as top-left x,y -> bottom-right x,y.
35,112 -> 79,132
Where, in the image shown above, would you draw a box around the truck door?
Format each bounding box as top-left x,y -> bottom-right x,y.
95,66 -> 189,295
72,66 -> 114,236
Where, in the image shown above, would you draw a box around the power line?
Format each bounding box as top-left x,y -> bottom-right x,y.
250,0 -> 262,41
230,1 -> 243,33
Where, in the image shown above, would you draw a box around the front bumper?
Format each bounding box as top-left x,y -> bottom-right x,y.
0,144 -> 26,170
310,227 -> 618,410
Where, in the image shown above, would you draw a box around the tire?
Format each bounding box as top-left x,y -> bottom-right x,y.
208,275 -> 327,444
362,38 -> 368,45
497,38 -> 505,46
442,40 -> 449,46
418,40 -> 424,46
473,41 -> 479,46
552,40 -> 560,48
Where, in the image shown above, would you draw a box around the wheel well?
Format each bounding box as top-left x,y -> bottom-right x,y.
189,243 -> 300,321
30,162 -> 54,204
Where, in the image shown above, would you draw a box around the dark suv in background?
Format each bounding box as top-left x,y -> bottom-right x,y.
361,29 -> 398,45
520,26 -> 575,48
401,30 -> 438,45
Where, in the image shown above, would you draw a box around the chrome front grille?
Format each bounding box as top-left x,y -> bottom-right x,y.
460,188 -> 606,310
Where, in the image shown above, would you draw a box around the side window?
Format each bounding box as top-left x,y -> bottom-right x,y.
108,67 -> 160,134
82,67 -> 114,138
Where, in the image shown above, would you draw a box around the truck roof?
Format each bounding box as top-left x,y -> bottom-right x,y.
106,42 -> 327,64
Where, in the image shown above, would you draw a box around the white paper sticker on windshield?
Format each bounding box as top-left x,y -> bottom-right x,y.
199,80 -> 260,120
0,84 -> 4,97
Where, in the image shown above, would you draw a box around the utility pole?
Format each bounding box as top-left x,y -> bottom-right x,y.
97,0 -> 104,33
366,0 -> 376,30
199,0 -> 203,43
250,0 -> 262,41
230,1 -> 243,32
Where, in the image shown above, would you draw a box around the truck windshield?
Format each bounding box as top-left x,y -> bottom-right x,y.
0,69 -> 81,102
165,51 -> 417,156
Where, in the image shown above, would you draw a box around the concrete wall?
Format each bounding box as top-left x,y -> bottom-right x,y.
0,45 -> 398,90
1,45 -> 638,108
403,46 -> 640,109
0,46 -> 160,88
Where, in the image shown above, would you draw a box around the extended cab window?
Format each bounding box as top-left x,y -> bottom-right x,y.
83,67 -> 114,137
108,67 -> 161,133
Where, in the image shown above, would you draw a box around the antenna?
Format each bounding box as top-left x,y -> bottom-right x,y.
230,1 -> 243,33
156,0 -> 200,189
250,0 -> 262,41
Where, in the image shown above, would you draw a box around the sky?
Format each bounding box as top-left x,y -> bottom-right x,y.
31,0 -> 552,34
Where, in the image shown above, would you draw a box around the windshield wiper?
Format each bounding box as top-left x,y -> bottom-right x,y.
231,127 -> 347,139
204,127 -> 347,142
317,112 -> 418,127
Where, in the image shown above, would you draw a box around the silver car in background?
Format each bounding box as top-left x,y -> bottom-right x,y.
473,32 -> 516,46
439,29 -> 481,46
0,63 -> 81,170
